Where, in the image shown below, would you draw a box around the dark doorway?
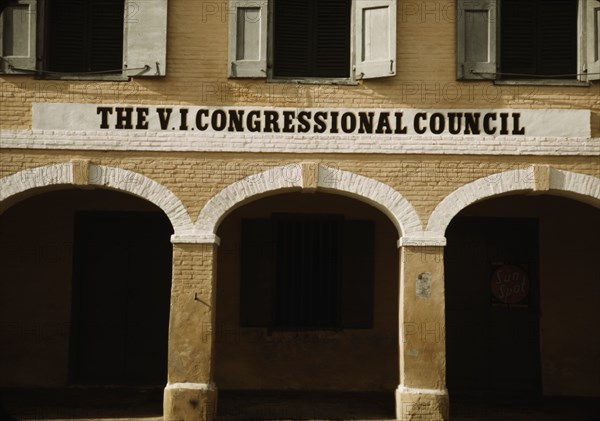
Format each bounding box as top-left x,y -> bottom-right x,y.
70,211 -> 172,385
445,217 -> 540,393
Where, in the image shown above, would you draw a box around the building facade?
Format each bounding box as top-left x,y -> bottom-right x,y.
0,0 -> 599,420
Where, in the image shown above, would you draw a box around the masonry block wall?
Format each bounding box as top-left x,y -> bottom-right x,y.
0,1 -> 599,133
0,1 -> 599,420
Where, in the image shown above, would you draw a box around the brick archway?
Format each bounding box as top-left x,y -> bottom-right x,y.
194,162 -> 424,243
0,161 -> 194,236
427,166 -> 600,236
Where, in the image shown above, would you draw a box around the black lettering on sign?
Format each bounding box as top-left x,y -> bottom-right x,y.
196,109 -> 209,130
97,107 -> 113,129
393,112 -> 407,134
429,112 -> 445,134
512,113 -> 525,135
376,112 -> 392,134
330,112 -> 339,133
228,110 -> 245,132
212,110 -> 227,131
313,112 -> 327,133
414,112 -> 427,134
297,111 -> 311,133
358,112 -> 374,134
483,113 -> 496,135
448,113 -> 462,135
282,111 -> 296,133
247,110 -> 261,132
464,113 -> 481,135
264,111 -> 280,133
340,112 -> 356,134
115,107 -> 133,129
179,108 -> 189,130
157,108 -> 173,130
136,108 -> 149,130
499,113 -> 509,135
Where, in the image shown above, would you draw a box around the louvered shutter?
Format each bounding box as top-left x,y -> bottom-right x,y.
47,0 -> 124,73
354,0 -> 396,79
341,220 -> 374,329
273,0 -> 310,77
0,0 -> 37,73
315,0 -> 350,78
538,0 -> 577,77
500,0 -> 536,77
273,217 -> 340,328
501,0 -> 577,78
456,0 -> 496,80
585,0 -> 600,81
240,219 -> 274,327
47,0 -> 87,72
124,0 -> 167,76
228,0 -> 267,78
90,0 -> 124,72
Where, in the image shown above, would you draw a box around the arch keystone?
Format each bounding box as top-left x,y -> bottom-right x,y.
532,164 -> 551,192
0,163 -> 194,237
196,163 -> 424,239
427,168 -> 600,237
71,159 -> 91,186
301,162 -> 319,192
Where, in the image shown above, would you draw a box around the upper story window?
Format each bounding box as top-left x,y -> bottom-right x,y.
457,0 -> 600,83
273,0 -> 350,78
47,0 -> 124,73
0,0 -> 168,78
500,0 -> 577,79
228,0 -> 397,82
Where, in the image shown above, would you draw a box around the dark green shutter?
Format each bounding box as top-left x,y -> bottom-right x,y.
341,220 -> 374,329
273,0 -> 310,77
314,0 -> 350,77
240,217 -> 374,329
47,0 -> 124,73
538,0 -> 577,77
240,219 -> 274,327
500,0 -> 536,77
273,0 -> 350,78
273,217 -> 340,328
47,0 -> 87,72
89,0 -> 124,71
501,0 -> 577,78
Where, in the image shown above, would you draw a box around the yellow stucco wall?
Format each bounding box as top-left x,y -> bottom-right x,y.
0,1 -> 598,133
0,0 -> 598,412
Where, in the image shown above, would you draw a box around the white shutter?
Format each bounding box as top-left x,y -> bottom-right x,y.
354,0 -> 396,79
123,0 -> 167,76
456,0 -> 497,80
228,0 -> 268,78
0,0 -> 37,74
584,0 -> 600,81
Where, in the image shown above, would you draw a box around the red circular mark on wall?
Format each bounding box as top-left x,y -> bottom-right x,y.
490,265 -> 530,304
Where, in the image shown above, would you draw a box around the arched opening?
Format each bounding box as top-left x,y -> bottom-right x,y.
0,188 -> 173,419
214,192 -> 399,419
445,194 -> 600,419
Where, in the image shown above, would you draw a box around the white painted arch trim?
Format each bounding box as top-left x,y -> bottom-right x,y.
427,166 -> 600,236
165,382 -> 217,391
0,162 -> 195,236
195,163 -> 423,240
396,385 -> 449,396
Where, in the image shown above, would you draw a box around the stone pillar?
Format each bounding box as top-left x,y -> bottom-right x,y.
164,241 -> 218,421
396,243 -> 449,421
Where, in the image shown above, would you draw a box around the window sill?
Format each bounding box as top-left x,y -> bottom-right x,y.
494,79 -> 590,87
268,77 -> 359,86
38,74 -> 130,82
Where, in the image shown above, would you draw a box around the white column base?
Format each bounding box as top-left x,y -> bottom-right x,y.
164,382 -> 218,421
395,385 -> 449,420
